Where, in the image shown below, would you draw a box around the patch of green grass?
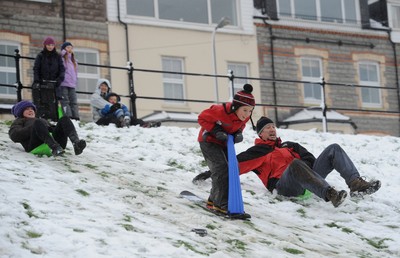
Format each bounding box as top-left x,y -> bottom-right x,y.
206,224 -> 216,230
326,222 -> 340,228
157,186 -> 167,191
84,163 -> 97,169
73,228 -> 85,233
26,230 -> 42,238
175,240 -> 208,255
121,224 -> 135,231
341,227 -> 353,233
167,159 -> 185,169
200,160 -> 208,167
364,237 -> 390,249
296,208 -> 306,218
123,214 -> 132,222
245,190 -> 256,195
76,189 -> 90,196
21,202 -> 38,218
97,171 -> 109,178
284,247 -> 304,254
227,239 -> 247,251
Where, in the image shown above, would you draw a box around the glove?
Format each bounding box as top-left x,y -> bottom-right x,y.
109,103 -> 121,113
211,124 -> 228,142
215,131 -> 228,142
234,131 -> 243,143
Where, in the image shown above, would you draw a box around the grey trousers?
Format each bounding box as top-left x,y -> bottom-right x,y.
200,141 -> 229,209
61,86 -> 80,119
275,143 -> 360,200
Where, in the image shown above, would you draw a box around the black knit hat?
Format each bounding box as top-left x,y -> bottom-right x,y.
61,41 -> 73,50
231,84 -> 255,111
256,116 -> 274,134
105,92 -> 121,102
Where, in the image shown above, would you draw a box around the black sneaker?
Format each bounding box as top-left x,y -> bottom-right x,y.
52,145 -> 65,157
326,187 -> 347,208
73,140 -> 87,155
349,177 -> 381,197
229,213 -> 252,220
192,171 -> 212,184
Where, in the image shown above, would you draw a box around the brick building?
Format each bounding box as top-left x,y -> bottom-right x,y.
0,0 -> 109,120
254,0 -> 400,136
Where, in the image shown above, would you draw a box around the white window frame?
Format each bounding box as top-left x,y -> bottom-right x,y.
358,61 -> 381,108
0,40 -> 19,98
74,48 -> 100,103
125,0 -> 239,26
388,4 -> 400,29
277,0 -> 359,25
301,57 -> 323,104
25,0 -> 52,3
227,62 -> 249,97
162,57 -> 185,104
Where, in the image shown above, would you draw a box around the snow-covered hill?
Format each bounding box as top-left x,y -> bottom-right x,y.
0,120 -> 399,257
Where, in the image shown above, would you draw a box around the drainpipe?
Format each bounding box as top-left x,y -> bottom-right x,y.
117,0 -> 129,61
260,20 -> 279,125
387,31 -> 400,136
61,0 -> 66,41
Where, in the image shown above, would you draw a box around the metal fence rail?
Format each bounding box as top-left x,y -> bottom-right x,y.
1,50 -> 399,134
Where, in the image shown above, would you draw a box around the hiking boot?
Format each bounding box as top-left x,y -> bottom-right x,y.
326,187 -> 347,208
51,145 -> 65,157
349,177 -> 381,197
192,171 -> 212,184
119,116 -> 126,128
211,205 -> 228,215
206,198 -> 213,209
73,140 -> 87,155
229,213 -> 252,220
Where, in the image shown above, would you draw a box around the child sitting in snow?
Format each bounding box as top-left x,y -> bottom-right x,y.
98,92 -> 131,128
9,100 -> 86,157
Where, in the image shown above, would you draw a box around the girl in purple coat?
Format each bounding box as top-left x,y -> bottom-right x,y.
60,42 -> 80,120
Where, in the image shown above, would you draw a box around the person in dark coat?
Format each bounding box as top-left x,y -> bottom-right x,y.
198,84 -> 256,218
9,100 -> 86,157
193,117 -> 381,207
33,36 -> 65,100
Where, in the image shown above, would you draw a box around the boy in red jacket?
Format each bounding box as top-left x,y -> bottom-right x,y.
198,84 -> 255,217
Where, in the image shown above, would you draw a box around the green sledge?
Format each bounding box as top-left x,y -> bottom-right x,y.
30,143 -> 52,157
29,105 -> 64,157
297,189 -> 312,200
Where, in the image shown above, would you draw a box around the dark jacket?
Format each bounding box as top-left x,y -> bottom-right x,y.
9,117 -> 52,152
33,49 -> 65,98
238,137 -> 316,192
197,102 -> 249,146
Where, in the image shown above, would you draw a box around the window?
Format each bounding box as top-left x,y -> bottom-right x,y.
74,49 -> 100,101
277,0 -> 358,24
126,0 -> 238,26
301,58 -> 322,103
0,42 -> 18,97
228,62 -> 249,95
359,62 -> 381,107
390,5 -> 400,28
162,57 -> 184,103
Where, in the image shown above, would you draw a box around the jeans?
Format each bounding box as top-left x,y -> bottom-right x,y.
200,141 -> 228,209
61,86 -> 80,119
276,144 -> 360,200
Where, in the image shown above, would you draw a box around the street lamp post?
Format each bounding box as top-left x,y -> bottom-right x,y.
212,16 -> 230,103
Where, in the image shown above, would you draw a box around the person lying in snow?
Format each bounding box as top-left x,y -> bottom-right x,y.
193,116 -> 381,207
9,100 -> 86,157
